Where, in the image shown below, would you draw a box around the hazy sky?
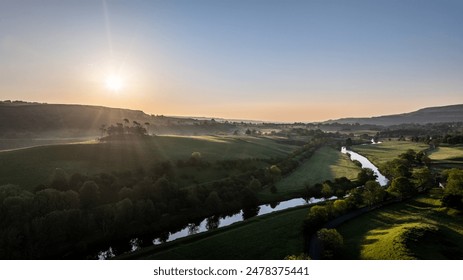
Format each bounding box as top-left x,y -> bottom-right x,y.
1,0 -> 462,122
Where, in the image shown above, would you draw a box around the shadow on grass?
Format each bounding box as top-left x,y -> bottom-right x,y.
361,238 -> 379,245
407,225 -> 463,260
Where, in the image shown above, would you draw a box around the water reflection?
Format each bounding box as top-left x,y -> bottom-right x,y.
242,206 -> 260,220
188,223 -> 200,235
98,197 -> 315,259
341,147 -> 388,186
206,216 -> 220,231
158,232 -> 169,243
269,201 -> 280,209
130,238 -> 140,252
98,247 -> 115,260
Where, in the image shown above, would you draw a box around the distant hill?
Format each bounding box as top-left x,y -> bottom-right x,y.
0,101 -> 236,138
327,104 -> 463,126
0,101 -> 153,138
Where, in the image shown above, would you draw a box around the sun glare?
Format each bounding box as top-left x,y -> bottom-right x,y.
105,75 -> 123,91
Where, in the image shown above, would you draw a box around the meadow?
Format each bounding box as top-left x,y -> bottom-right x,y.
0,138 -> 96,151
120,205 -> 309,260
351,140 -> 430,166
427,144 -> 463,169
337,189 -> 463,259
275,146 -> 361,194
0,135 -> 297,190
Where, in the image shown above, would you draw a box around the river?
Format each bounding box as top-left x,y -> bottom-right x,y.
341,146 -> 389,186
97,196 -> 337,259
97,145 -> 387,259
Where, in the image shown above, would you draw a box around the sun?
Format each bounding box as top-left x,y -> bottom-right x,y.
105,75 -> 123,91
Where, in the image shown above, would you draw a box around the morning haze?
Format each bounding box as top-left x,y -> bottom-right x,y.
1,0 -> 462,122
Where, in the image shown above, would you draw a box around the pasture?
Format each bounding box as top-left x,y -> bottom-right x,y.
427,145 -> 463,169
337,189 -> 463,259
275,146 -> 361,194
0,135 -> 297,190
351,140 -> 430,166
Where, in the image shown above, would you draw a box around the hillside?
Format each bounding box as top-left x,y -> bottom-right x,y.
0,135 -> 296,189
3,101 -> 463,139
329,104 -> 463,126
0,101 -> 236,138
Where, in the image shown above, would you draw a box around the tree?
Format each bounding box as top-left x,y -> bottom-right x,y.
241,187 -> 259,208
399,149 -> 416,163
49,168 -> 69,191
190,152 -> 202,164
345,138 -> 353,147
388,177 -> 415,199
270,184 -> 278,193
79,181 -> 100,209
134,199 -> 159,224
362,180 -> 385,206
393,163 -> 412,178
34,188 -> 63,216
346,187 -> 364,208
415,151 -> 431,166
61,190 -> 80,210
269,165 -> 282,183
205,191 -> 222,213
443,169 -> 463,196
317,228 -> 343,259
115,198 -> 134,229
321,183 -> 333,198
249,177 -> 262,191
308,205 -> 329,221
152,177 -> 176,201
357,168 -> 376,185
381,158 -> 411,179
118,187 -> 134,200
441,169 -> 463,209
333,199 -> 348,215
412,167 -> 434,190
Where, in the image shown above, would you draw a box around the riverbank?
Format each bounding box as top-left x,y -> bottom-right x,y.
116,204 -> 312,260
99,144 -> 388,259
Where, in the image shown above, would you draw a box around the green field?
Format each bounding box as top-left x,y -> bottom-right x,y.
275,146 -> 361,193
351,141 -> 430,166
0,135 -> 297,190
428,145 -> 463,169
337,190 -> 463,259
121,206 -> 309,260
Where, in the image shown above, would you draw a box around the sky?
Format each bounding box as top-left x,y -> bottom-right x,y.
1,0 -> 462,122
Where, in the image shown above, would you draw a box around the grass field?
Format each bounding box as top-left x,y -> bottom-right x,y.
275,146 -> 361,193
0,137 -> 96,151
0,135 -> 297,190
427,145 -> 463,169
337,189 -> 463,259
121,206 -> 309,260
351,140 -> 430,166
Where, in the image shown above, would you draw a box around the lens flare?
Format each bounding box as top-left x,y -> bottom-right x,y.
105,75 -> 123,91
